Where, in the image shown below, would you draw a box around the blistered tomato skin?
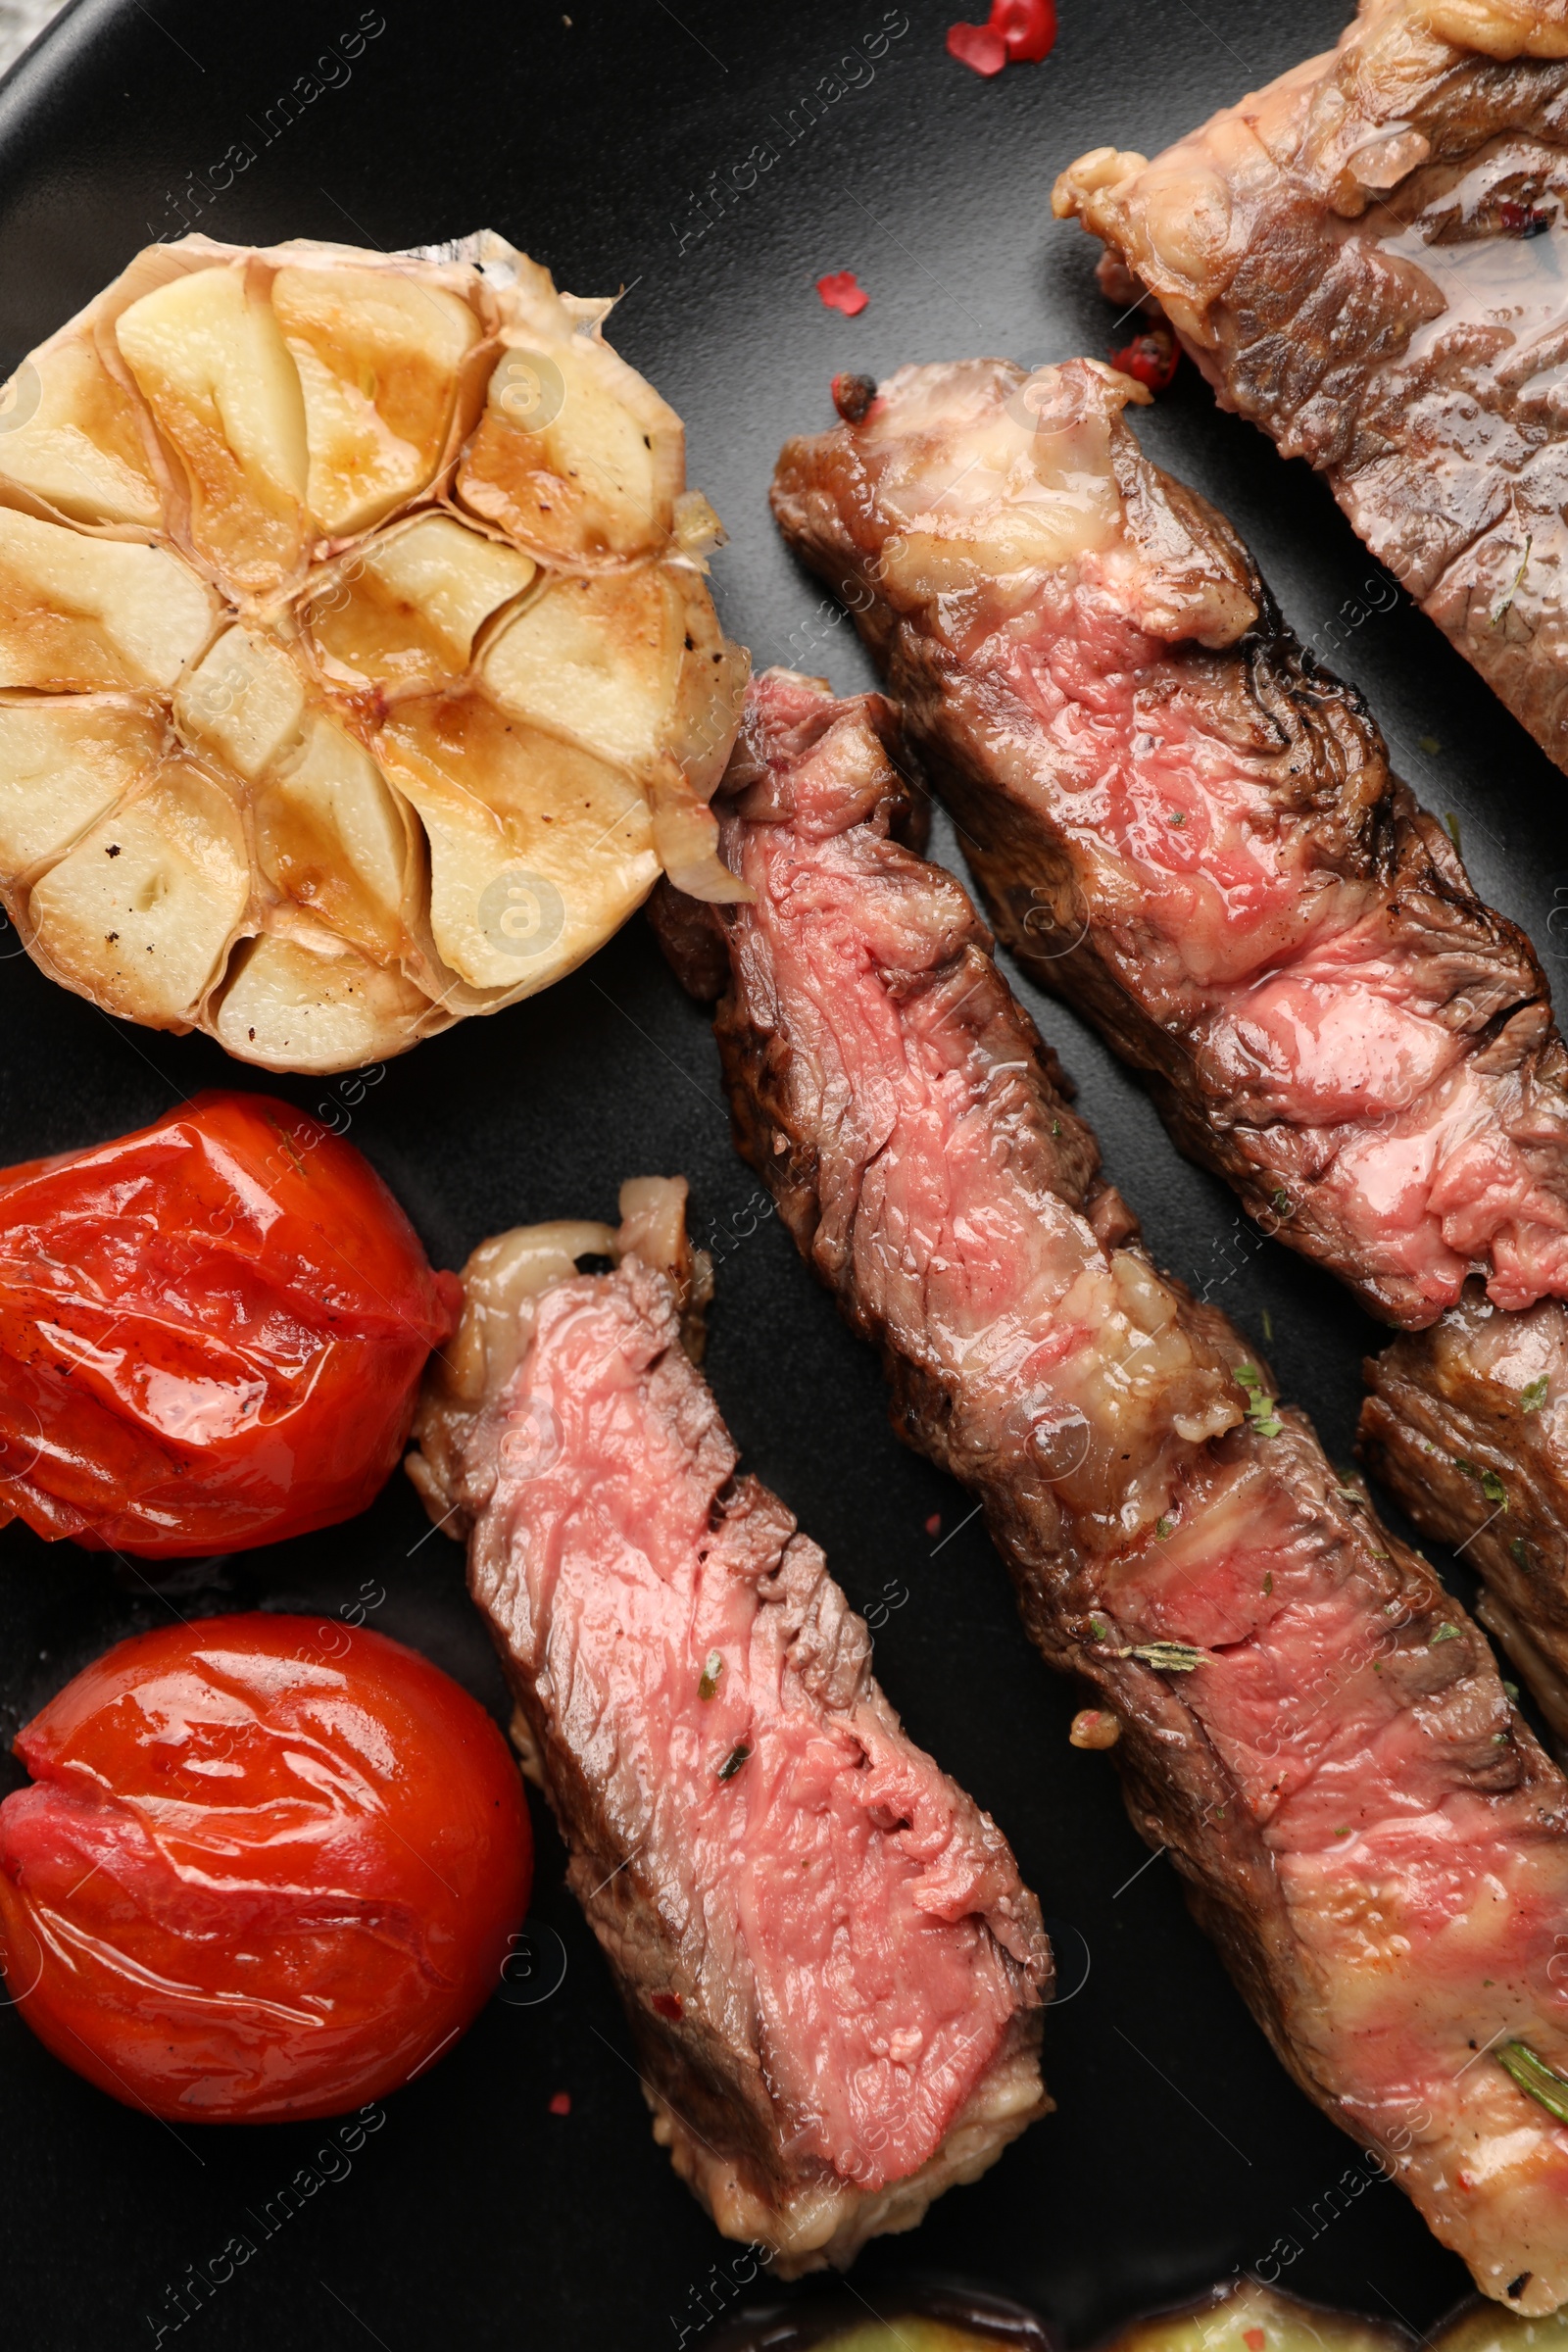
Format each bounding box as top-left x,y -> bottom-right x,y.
0,1618 -> 532,2122
0,1089 -> 461,1555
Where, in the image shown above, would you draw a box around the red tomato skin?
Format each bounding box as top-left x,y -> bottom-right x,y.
0,1617 -> 532,2122
0,1091 -> 461,1555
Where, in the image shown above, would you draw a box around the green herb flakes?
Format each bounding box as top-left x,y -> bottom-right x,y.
1454,1456 -> 1508,1509
1262,1572 -> 1274,1596
1510,1538 -> 1531,1571
1445,810 -> 1463,854
1418,734 -> 1441,756
1505,1683 -> 1520,1701
1521,1375 -> 1550,1413
1156,1517 -> 1172,1541
1430,1623 -> 1461,1647
698,1649 -> 724,1702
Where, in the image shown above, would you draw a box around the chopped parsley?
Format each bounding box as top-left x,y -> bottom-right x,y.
1430,1623 -> 1461,1647
1454,1456 -> 1508,1508
1234,1364 -> 1283,1439
1511,1537 -> 1532,1570
1155,1517 -> 1172,1541
1521,1375 -> 1550,1414
1262,1572 -> 1273,1596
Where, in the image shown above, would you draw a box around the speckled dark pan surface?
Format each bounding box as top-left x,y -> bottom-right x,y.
0,2 -> 1559,2345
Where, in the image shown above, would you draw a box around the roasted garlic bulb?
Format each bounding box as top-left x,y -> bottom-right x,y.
0,230 -> 748,1072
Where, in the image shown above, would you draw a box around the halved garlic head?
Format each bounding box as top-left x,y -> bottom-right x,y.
0,230 -> 746,1072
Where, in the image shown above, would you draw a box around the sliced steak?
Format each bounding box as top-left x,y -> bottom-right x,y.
1363,1289 -> 1568,1745
406,1180 -> 1051,2275
765,350 -> 1568,1761
1053,0 -> 1568,769
654,665 -> 1568,2314
768,355 -> 1568,1330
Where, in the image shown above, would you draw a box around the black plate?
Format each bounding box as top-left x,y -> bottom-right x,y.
0,2 -> 1559,2345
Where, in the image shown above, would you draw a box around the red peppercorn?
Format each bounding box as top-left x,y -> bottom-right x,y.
1108,324 -> 1180,394
947,20 -> 1005,73
817,270 -> 869,318
831,371 -> 878,423
990,0 -> 1055,61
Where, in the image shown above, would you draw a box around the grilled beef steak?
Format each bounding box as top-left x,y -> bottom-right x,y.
1362,1291 -> 1568,1745
407,1180 -> 1051,2275
1053,0 -> 1568,770
654,667 -> 1568,2313
765,351 -> 1568,1751
768,355 -> 1568,1330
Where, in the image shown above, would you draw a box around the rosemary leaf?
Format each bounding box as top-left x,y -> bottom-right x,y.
1130,1640 -> 1206,1674
1499,2040 -> 1568,2125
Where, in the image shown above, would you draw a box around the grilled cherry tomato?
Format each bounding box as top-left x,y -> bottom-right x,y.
0,1618 -> 532,2121
0,1090 -> 460,1555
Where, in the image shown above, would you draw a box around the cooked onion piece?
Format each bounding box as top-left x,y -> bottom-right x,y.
0,230 -> 746,1071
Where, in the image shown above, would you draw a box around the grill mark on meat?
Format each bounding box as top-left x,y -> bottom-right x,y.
407,1178 -> 1050,2274
1053,0 -> 1568,772
653,667 -> 1568,2313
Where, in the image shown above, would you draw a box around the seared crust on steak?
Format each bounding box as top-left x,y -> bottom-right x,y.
1054,0 -> 1568,769
408,1179 -> 1051,2274
654,667 -> 1568,2314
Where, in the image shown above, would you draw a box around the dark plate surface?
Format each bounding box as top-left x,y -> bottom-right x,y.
0,2 -> 1558,2346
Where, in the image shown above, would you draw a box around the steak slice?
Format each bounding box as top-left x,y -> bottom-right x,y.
653,665 -> 1568,2314
406,1179 -> 1051,2275
1362,1291 -> 1568,1745
768,355 -> 1568,1330
765,351 -> 1568,1752
1052,0 -> 1568,770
